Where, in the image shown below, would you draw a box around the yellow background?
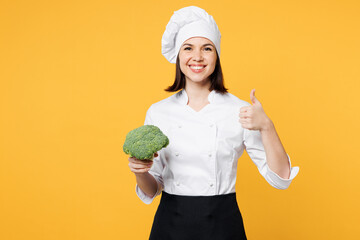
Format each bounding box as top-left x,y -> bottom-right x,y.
1,0 -> 359,239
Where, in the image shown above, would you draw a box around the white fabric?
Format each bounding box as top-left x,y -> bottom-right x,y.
136,89 -> 300,204
161,6 -> 221,64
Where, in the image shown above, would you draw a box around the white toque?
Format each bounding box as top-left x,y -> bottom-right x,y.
161,6 -> 221,64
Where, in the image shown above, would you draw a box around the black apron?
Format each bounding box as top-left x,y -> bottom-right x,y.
149,191 -> 247,240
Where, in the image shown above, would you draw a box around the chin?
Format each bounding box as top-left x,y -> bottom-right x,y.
187,78 -> 210,83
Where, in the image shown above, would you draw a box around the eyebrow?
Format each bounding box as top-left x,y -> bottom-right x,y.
182,43 -> 214,47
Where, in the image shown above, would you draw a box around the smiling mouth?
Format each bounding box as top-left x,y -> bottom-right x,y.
188,65 -> 206,73
189,65 -> 206,70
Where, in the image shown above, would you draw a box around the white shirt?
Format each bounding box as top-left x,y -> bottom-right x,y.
136,89 -> 300,204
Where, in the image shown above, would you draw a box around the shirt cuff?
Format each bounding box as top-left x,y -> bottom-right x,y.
265,154 -> 300,190
135,181 -> 162,205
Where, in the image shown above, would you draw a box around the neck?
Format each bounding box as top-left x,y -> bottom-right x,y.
184,79 -> 212,104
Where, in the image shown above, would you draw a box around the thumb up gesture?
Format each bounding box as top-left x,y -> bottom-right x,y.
239,89 -> 271,131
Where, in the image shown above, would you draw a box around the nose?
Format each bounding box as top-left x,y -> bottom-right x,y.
192,49 -> 203,61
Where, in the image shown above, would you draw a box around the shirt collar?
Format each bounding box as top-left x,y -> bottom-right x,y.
176,88 -> 217,105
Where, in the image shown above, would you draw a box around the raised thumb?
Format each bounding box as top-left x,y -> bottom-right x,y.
250,89 -> 257,104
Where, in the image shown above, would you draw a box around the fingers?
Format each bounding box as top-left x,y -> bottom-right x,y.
239,111 -> 251,118
128,157 -> 153,168
129,161 -> 153,169
238,117 -> 253,130
240,106 -> 251,113
129,166 -> 151,174
240,123 -> 253,130
238,117 -> 250,124
128,156 -> 152,164
128,152 -> 159,174
128,158 -> 153,174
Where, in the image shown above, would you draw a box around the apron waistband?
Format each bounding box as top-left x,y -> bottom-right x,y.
161,190 -> 236,199
159,191 -> 239,217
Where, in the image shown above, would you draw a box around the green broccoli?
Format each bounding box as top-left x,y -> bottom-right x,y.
123,125 -> 169,160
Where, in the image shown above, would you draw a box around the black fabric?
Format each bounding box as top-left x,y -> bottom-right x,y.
149,191 -> 247,240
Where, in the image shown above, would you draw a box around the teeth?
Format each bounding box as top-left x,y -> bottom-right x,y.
190,65 -> 205,70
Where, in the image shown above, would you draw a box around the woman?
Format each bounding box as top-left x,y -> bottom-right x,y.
128,6 -> 300,240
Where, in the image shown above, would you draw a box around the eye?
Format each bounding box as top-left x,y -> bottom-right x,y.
184,47 -> 191,50
205,47 -> 212,51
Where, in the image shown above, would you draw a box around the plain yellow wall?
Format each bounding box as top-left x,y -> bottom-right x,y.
1,0 -> 359,239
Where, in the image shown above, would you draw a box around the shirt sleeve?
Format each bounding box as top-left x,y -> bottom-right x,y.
243,128 -> 300,190
135,105 -> 165,204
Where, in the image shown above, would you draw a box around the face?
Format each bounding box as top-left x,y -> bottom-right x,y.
178,37 -> 217,86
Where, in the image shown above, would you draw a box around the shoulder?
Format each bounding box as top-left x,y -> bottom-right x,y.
145,92 -> 180,114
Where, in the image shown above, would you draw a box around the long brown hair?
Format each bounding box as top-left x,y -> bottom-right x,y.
164,51 -> 228,94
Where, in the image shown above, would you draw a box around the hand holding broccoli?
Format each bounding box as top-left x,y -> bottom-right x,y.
124,125 -> 169,174
128,152 -> 158,174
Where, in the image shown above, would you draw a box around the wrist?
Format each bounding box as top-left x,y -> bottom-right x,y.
260,117 -> 274,132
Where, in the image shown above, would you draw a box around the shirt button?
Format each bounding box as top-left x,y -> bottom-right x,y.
178,125 -> 182,128
176,182 -> 180,186
208,153 -> 212,157
210,183 -> 214,187
209,124 -> 214,127
175,152 -> 179,156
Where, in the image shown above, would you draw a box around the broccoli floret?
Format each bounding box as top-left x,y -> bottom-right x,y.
123,125 -> 169,160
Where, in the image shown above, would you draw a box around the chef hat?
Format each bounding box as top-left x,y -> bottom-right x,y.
161,6 -> 221,64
